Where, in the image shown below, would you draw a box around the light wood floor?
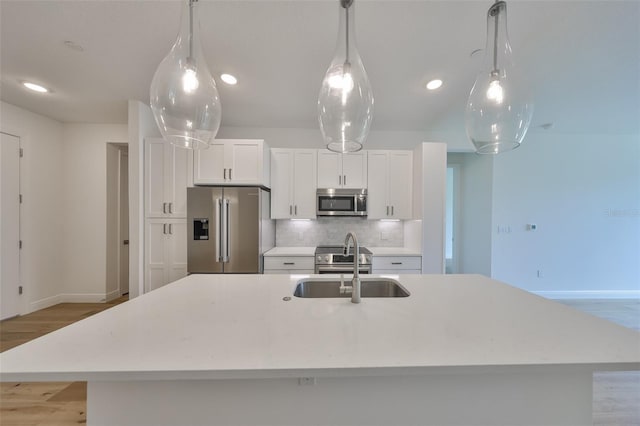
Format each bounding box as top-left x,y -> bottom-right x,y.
1,297 -> 638,425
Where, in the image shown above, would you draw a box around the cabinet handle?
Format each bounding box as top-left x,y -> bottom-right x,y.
344,175 -> 347,186
163,223 -> 168,234
391,206 -> 394,216
290,205 -> 293,215
391,262 -> 403,265
386,206 -> 389,216
224,168 -> 227,180
169,223 -> 173,235
229,169 -> 232,180
294,205 -> 298,215
168,203 -> 173,214
283,262 -> 295,265
339,175 -> 342,185
162,202 -> 167,214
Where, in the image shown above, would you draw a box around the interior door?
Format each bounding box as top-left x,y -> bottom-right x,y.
187,187 -> 223,273
224,187 -> 259,273
1,132 -> 21,319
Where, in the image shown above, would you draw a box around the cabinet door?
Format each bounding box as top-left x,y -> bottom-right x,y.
341,152 -> 368,188
227,140 -> 261,184
317,150 -> 341,188
292,150 -> 317,218
366,151 -> 389,219
270,149 -> 294,219
193,141 -> 226,184
167,145 -> 189,218
145,139 -> 168,217
145,220 -> 168,292
387,151 -> 413,219
167,219 -> 188,284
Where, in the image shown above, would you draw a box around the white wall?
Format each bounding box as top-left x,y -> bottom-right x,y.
491,133 -> 640,298
61,124 -> 128,300
0,102 -> 65,312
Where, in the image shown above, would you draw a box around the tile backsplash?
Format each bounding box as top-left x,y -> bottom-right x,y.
276,218 -> 403,247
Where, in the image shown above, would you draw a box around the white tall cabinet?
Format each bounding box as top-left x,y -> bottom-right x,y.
144,138 -> 188,293
367,150 -> 413,219
317,150 -> 367,189
193,139 -> 270,186
270,149 -> 317,219
145,219 -> 187,292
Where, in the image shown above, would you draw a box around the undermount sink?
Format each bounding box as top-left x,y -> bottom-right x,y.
293,278 -> 410,298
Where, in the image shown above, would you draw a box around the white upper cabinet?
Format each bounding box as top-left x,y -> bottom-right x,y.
145,138 -> 188,218
367,150 -> 413,219
271,149 -> 317,219
193,139 -> 270,187
317,150 -> 367,189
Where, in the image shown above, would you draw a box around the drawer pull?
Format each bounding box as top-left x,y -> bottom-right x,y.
391,262 -> 403,265
283,262 -> 295,265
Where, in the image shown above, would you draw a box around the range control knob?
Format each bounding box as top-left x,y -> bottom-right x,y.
324,255 -> 330,261
317,255 -> 322,261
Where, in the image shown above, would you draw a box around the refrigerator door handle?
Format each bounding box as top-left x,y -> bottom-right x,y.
216,198 -> 222,262
222,199 -> 230,263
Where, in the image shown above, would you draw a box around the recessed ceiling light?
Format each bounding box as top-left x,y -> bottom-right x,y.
426,79 -> 443,90
220,74 -> 237,85
22,81 -> 50,93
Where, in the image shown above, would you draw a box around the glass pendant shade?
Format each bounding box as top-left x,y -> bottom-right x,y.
150,0 -> 221,149
465,1 -> 533,154
318,0 -> 374,153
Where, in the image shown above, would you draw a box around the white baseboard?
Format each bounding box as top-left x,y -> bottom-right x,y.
532,290 -> 640,300
29,292 -> 113,313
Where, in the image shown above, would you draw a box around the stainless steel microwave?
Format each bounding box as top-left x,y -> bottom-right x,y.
316,188 -> 367,217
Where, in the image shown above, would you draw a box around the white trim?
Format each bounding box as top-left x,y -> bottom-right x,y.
30,292 -> 117,312
29,294 -> 63,312
532,290 -> 640,300
105,289 -> 121,302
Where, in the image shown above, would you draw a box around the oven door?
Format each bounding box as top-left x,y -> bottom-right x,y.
315,264 -> 371,274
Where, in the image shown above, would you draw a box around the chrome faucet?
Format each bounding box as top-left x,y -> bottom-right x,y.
340,232 -> 361,303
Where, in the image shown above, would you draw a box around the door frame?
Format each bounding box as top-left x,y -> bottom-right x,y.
1,129 -> 26,316
117,147 -> 129,296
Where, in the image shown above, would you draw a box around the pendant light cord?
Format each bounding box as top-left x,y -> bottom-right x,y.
490,0 -> 503,74
188,0 -> 196,61
341,0 -> 353,66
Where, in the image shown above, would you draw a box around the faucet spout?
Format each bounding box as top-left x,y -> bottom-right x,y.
343,232 -> 361,304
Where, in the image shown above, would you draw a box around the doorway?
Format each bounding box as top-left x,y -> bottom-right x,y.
106,143 -> 129,299
445,165 -> 461,274
1,132 -> 21,319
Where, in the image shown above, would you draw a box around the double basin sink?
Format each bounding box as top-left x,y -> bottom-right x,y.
294,277 -> 410,298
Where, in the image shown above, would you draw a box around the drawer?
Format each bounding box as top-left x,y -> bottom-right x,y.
372,256 -> 421,270
372,269 -> 422,275
264,269 -> 314,275
264,256 -> 315,271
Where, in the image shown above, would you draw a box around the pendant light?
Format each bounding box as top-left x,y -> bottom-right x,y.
465,1 -> 533,154
318,0 -> 374,153
150,0 -> 221,150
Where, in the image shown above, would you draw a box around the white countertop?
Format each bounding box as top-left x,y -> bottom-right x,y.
264,247 -> 315,256
1,274 -> 638,382
367,247 -> 422,256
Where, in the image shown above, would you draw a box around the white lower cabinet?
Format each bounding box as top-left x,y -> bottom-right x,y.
263,256 -> 315,274
145,219 -> 188,292
372,256 -> 422,274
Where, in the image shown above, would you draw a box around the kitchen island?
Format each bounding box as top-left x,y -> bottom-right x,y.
1,274 -> 638,425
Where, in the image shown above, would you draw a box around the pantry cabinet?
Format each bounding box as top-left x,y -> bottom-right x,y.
271,149 -> 317,219
367,150 -> 413,219
317,150 -> 367,189
193,139 -> 270,187
145,138 -> 189,218
144,218 -> 187,292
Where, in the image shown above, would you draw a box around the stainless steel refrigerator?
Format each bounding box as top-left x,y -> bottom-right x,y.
187,187 -> 275,273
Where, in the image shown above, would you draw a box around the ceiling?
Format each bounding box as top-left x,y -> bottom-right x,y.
1,0 -> 639,135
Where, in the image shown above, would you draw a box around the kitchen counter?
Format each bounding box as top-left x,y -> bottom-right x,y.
1,274 -> 638,425
367,247 -> 421,256
263,246 -> 315,256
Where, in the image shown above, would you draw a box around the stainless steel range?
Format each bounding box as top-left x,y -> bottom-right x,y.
314,245 -> 372,274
